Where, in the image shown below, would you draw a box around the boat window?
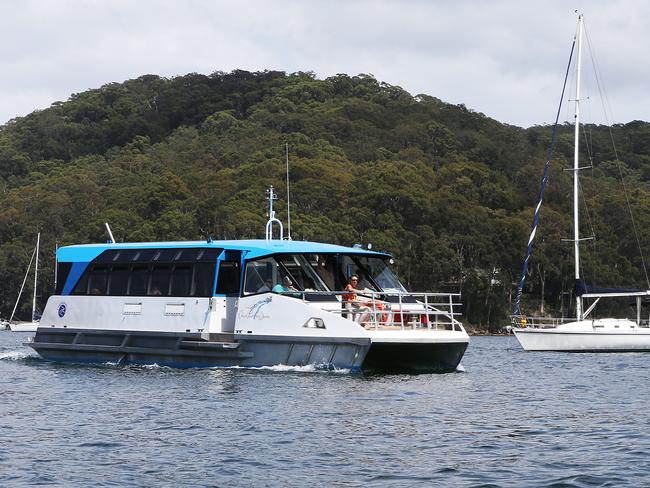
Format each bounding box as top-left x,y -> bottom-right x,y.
117,249 -> 140,263
244,257 -> 278,294
88,265 -> 108,295
72,270 -> 89,295
174,249 -> 200,262
310,254 -> 338,291
243,254 -> 329,295
108,265 -> 129,295
55,262 -> 72,295
95,250 -> 119,264
192,262 -> 216,296
276,254 -> 328,292
170,264 -> 192,296
337,255 -> 379,292
153,249 -> 177,262
354,256 -> 406,293
216,261 -> 240,295
197,248 -> 222,262
149,264 -> 171,296
128,265 -> 149,296
97,249 -> 140,264
133,249 -> 155,262
67,248 -> 220,297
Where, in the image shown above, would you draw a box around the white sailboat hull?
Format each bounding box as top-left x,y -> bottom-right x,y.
513,319 -> 650,351
9,321 -> 39,332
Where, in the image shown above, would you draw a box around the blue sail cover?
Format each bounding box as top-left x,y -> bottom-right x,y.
574,279 -> 640,296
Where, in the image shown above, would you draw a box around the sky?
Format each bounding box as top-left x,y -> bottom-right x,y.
0,0 -> 648,128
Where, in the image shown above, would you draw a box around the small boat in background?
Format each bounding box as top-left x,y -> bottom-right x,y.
511,14 -> 650,352
8,233 -> 41,332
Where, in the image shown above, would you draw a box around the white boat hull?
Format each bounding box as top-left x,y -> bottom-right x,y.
513,319 -> 650,351
9,321 -> 39,332
30,294 -> 468,372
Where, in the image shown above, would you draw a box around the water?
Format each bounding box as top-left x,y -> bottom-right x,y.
2,332 -> 649,487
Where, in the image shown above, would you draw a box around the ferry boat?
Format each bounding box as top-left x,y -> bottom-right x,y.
28,188 -> 469,372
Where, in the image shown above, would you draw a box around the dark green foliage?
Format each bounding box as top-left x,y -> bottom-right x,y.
1,70 -> 650,330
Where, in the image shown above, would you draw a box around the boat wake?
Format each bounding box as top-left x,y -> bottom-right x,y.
100,361 -> 170,370
0,350 -> 38,361
227,364 -> 351,374
91,362 -> 351,374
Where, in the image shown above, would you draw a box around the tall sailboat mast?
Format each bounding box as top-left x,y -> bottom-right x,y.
32,232 -> 40,323
573,14 -> 584,321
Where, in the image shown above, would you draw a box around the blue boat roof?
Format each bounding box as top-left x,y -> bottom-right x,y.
57,239 -> 389,262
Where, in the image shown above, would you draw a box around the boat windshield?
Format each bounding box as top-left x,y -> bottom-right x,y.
243,253 -> 406,295
243,254 -> 329,294
354,256 -> 406,293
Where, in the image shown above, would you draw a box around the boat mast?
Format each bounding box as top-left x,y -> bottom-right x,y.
32,232 -> 40,323
54,241 -> 58,292
285,142 -> 292,241
573,14 -> 584,321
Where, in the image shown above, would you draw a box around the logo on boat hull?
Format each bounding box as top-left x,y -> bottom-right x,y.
58,303 -> 67,318
239,296 -> 272,320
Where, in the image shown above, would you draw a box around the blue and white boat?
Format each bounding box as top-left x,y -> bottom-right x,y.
29,188 -> 468,372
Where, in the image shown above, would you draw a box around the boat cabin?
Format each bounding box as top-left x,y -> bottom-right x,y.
54,240 -> 404,301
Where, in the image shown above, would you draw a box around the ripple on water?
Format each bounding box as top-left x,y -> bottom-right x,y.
1,335 -> 650,487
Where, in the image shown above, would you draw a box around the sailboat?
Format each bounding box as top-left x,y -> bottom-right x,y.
8,233 -> 41,332
512,14 -> 650,352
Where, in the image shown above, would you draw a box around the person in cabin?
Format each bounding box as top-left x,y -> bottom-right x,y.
272,276 -> 298,294
343,274 -> 371,326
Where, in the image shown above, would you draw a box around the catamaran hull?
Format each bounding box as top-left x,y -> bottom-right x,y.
28,328 -> 370,371
28,327 -> 470,373
362,340 -> 468,373
513,328 -> 650,352
361,328 -> 470,373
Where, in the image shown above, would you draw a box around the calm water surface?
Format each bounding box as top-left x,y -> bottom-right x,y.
1,332 -> 649,487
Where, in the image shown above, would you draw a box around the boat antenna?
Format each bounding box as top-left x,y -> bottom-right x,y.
105,222 -> 116,244
285,142 -> 292,240
54,241 -> 58,293
512,17 -> 577,318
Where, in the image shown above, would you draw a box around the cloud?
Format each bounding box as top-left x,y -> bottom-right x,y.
0,0 -> 648,127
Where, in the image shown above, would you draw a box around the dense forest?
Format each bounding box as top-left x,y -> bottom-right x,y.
1,70 -> 650,330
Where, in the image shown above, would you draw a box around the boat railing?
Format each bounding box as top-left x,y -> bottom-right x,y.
512,314 -> 650,329
510,315 -> 574,329
275,290 -> 463,331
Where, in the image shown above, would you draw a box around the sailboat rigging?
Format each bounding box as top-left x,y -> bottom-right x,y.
8,233 -> 41,332
512,14 -> 650,351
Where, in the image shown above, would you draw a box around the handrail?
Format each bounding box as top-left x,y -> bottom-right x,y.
271,289 -> 464,332
510,315 -> 574,329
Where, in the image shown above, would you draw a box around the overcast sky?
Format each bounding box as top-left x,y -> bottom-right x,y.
0,0 -> 648,128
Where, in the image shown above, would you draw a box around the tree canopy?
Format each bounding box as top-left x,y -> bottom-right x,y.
2,70 -> 649,330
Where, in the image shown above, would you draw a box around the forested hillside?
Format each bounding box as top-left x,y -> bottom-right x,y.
1,70 -> 650,329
